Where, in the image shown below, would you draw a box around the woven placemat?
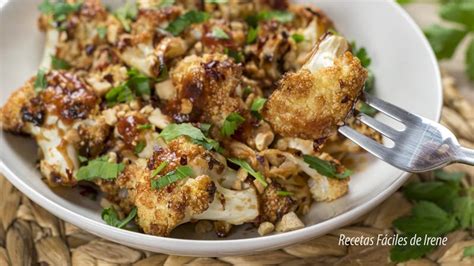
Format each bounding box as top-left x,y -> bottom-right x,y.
0,72 -> 473,266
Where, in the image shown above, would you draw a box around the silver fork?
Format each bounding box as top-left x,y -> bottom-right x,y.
338,92 -> 474,172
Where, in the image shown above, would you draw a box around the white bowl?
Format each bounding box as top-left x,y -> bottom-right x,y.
0,0 -> 441,256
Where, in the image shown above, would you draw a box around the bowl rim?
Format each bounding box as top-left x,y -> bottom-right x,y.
0,0 -> 443,256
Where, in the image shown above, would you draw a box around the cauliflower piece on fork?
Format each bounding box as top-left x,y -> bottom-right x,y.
263,34 -> 368,141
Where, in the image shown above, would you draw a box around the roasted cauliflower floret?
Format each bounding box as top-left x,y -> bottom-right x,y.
259,182 -> 293,223
263,35 -> 367,141
117,136 -> 259,236
39,0 -> 110,70
0,71 -> 107,186
115,7 -> 184,77
168,54 -> 246,126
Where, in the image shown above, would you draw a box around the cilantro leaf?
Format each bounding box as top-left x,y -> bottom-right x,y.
359,102 -> 377,117
76,156 -> 125,181
134,140 -> 146,154
396,0 -> 414,4
393,201 -> 458,236
97,26 -> 107,39
127,68 -> 152,96
159,123 -> 221,151
228,158 -> 267,187
439,1 -> 474,30
351,42 -> 371,68
51,56 -> 71,70
151,165 -> 194,189
258,10 -> 294,23
276,190 -> 293,196
211,27 -> 229,39
34,69 -> 47,93
137,124 -> 152,130
166,10 -> 210,36
466,38 -> 474,80
114,1 -> 138,32
159,123 -> 206,142
105,84 -> 134,106
247,27 -> 258,44
224,48 -> 244,63
250,97 -> 267,119
390,237 -> 436,263
38,0 -> 82,22
424,25 -> 468,60
101,206 -> 137,228
221,112 -> 245,137
159,0 -> 175,7
151,161 -> 169,178
453,196 -> 472,229
303,155 -> 352,179
291,33 -> 304,43
434,169 -> 464,182
403,181 -> 460,209
464,246 -> 474,257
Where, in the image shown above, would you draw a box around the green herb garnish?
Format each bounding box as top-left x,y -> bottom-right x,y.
34,69 -> 47,93
114,1 -> 138,32
137,124 -> 152,130
134,140 -> 146,154
276,190 -> 293,197
166,10 -> 210,36
76,156 -> 125,181
105,67 -> 153,106
464,246 -> 474,257
105,84 -> 134,106
159,123 -> 221,151
151,165 -> 194,189
351,41 -> 377,115
97,26 -> 107,39
291,33 -> 304,43
258,10 -> 294,23
250,97 -> 267,119
101,206 -> 137,229
246,27 -> 258,44
224,48 -> 244,63
228,158 -> 267,187
303,155 -> 352,179
158,0 -> 175,7
151,161 -> 169,178
38,0 -> 82,22
78,155 -> 88,164
51,56 -> 71,70
211,27 -> 230,39
423,1 -> 474,80
390,170 -> 473,262
221,112 -> 245,137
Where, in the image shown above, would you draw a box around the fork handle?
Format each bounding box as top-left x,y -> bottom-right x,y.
457,146 -> 474,165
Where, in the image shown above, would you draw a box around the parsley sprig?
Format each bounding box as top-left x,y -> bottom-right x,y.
34,69 -> 47,94
159,123 -> 221,151
422,0 -> 474,80
105,68 -> 155,106
114,1 -> 138,32
166,10 -> 210,36
151,165 -> 194,189
250,97 -> 267,120
38,0 -> 82,22
221,112 -> 245,137
390,170 -> 473,262
303,155 -> 352,179
76,156 -> 125,181
101,206 -> 137,229
351,41 -> 377,116
228,158 -> 267,187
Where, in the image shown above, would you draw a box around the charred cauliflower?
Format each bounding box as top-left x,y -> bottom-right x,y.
263,35 -> 367,141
